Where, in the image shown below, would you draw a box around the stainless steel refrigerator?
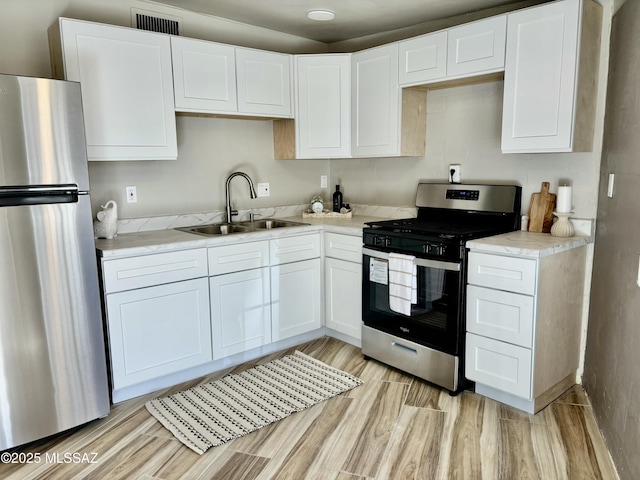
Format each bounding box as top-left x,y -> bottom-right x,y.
0,74 -> 109,450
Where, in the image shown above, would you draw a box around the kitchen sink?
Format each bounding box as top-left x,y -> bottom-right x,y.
177,219 -> 308,236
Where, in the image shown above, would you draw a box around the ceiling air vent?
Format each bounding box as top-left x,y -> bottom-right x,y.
131,9 -> 181,35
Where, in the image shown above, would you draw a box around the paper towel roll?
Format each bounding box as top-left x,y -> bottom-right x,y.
556,186 -> 572,213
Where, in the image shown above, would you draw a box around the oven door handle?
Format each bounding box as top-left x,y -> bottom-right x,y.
362,247 -> 461,272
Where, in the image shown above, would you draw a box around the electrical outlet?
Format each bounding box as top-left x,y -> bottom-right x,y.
449,164 -> 462,183
257,182 -> 270,197
321,175 -> 328,189
126,186 -> 137,203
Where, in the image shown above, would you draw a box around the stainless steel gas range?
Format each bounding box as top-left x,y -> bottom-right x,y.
361,182 -> 522,394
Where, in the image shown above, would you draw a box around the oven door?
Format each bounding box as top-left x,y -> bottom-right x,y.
362,247 -> 463,355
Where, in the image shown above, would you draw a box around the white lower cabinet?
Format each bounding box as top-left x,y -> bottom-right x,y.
101,248 -> 210,395
465,245 -> 587,413
271,258 -> 321,341
106,277 -> 211,390
209,267 -> 271,359
270,234 -> 322,342
324,232 -> 362,343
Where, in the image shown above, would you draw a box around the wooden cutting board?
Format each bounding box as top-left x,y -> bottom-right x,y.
528,182 -> 556,233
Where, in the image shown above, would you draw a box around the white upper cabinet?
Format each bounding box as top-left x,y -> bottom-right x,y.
352,44 -> 399,157
50,18 -> 177,161
446,15 -> 506,78
236,48 -> 292,117
294,54 -> 351,158
171,37 -> 237,113
501,0 -> 601,153
352,43 -> 426,157
399,31 -> 447,86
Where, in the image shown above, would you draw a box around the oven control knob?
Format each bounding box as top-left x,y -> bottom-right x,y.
426,243 -> 441,256
373,235 -> 383,246
384,237 -> 392,247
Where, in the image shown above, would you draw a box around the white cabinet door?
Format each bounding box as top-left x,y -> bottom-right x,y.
106,278 -> 211,389
351,43 -> 400,157
295,54 -> 351,158
171,37 -> 237,113
325,257 -> 362,340
447,15 -> 506,78
56,18 -> 177,161
210,268 -> 271,359
399,31 -> 447,85
271,258 -> 321,341
236,48 -> 292,117
501,0 -> 581,153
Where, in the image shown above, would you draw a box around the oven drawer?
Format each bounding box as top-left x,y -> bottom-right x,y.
325,232 -> 362,263
466,285 -> 534,348
465,333 -> 532,399
467,252 -> 537,295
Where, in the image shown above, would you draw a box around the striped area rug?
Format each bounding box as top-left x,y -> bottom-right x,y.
145,351 -> 363,454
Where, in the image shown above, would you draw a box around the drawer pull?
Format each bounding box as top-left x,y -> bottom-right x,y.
392,341 -> 418,355
478,265 -> 523,280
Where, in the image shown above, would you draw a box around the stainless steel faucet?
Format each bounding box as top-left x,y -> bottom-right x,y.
225,171 -> 257,223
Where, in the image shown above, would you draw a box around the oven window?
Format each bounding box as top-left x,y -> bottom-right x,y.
363,253 -> 462,354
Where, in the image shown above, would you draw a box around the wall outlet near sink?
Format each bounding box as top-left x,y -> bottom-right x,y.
257,183 -> 270,197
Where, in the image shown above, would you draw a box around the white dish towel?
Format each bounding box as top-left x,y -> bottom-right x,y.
388,252 -> 417,316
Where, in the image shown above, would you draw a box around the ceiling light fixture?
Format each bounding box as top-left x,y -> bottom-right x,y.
307,10 -> 336,21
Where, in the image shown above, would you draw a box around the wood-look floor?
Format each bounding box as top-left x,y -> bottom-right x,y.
1,337 -> 619,480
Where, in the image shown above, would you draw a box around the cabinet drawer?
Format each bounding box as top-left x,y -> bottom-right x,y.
468,252 -> 537,295
324,232 -> 362,263
102,248 -> 208,293
270,234 -> 320,265
208,241 -> 269,275
465,333 -> 532,399
467,285 -> 534,348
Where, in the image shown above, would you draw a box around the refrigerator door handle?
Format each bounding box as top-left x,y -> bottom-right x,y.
0,184 -> 79,207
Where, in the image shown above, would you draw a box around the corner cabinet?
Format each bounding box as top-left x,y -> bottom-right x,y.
465,245 -> 587,414
501,0 -> 602,153
351,43 -> 426,157
49,18 -> 177,161
274,54 -> 351,160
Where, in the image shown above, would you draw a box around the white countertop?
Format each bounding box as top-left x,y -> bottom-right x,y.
95,215 -> 381,259
466,230 -> 592,258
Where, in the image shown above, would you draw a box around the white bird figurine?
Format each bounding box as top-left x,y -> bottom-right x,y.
94,200 -> 118,239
